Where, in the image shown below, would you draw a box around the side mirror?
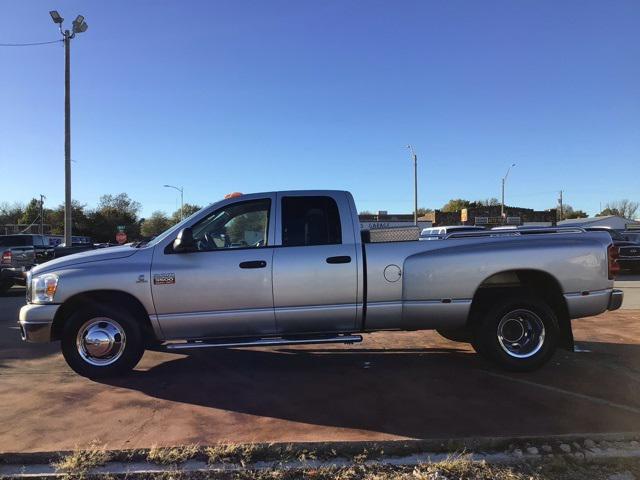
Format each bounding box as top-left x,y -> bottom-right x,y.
172,227 -> 196,253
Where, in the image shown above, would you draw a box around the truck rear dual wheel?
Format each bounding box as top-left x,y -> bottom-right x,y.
473,296 -> 559,371
61,305 -> 145,378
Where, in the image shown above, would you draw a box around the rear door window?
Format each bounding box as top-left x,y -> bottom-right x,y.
282,196 -> 342,247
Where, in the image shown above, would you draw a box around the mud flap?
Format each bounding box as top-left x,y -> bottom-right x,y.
558,316 -> 575,352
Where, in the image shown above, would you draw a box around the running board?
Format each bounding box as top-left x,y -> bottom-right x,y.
162,334 -> 363,351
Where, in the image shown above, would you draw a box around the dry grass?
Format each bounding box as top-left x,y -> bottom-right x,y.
410,454 -> 536,480
146,444 -> 199,465
52,441 -> 111,477
220,454 -> 539,480
204,442 -> 258,466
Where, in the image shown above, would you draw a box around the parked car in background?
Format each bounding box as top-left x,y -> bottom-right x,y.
585,227 -> 640,273
19,190 -> 622,378
0,234 -> 54,292
420,225 -> 486,240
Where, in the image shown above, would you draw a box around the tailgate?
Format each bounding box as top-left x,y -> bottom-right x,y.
6,247 -> 35,268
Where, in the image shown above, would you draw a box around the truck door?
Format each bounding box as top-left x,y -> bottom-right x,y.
150,196 -> 277,340
272,193 -> 358,334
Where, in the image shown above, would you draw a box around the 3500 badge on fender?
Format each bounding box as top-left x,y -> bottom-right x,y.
153,273 -> 175,285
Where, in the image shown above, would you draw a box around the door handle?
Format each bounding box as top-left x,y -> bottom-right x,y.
239,260 -> 267,269
326,256 -> 351,264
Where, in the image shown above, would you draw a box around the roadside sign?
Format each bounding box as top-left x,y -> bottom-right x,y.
116,232 -> 127,244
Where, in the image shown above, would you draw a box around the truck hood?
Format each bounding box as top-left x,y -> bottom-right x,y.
32,246 -> 138,275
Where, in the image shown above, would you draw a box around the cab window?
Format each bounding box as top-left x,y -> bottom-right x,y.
191,199 -> 270,251
282,196 -> 342,247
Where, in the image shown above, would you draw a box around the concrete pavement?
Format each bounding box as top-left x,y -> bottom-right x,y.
617,274 -> 640,309
1,284 -> 640,453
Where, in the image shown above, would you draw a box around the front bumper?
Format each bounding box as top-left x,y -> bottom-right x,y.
1,267 -> 28,284
18,303 -> 60,343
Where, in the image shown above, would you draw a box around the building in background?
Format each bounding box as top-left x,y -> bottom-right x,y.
359,211 -> 432,230
421,205 -> 557,227
558,215 -> 640,230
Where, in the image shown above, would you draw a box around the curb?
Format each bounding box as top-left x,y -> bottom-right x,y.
1,432 -> 639,478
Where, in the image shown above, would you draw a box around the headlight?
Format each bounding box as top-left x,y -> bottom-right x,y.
31,274 -> 59,304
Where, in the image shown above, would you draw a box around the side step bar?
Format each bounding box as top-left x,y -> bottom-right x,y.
162,334 -> 363,351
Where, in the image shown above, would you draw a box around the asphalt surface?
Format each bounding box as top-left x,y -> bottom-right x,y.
1,277 -> 639,453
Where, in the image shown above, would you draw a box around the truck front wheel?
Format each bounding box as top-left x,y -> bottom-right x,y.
473,296 -> 559,371
61,306 -> 144,378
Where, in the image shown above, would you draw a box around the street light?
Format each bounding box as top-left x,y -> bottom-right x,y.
49,11 -> 63,24
50,10 -> 88,247
501,163 -> 516,221
164,185 -> 184,221
406,145 -> 418,226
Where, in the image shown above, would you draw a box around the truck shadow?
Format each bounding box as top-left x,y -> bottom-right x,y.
101,341 -> 640,439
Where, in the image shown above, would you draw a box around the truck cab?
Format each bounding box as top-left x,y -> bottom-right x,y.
148,190 -> 363,339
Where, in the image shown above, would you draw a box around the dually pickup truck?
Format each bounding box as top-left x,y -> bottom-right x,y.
19,190 -> 623,378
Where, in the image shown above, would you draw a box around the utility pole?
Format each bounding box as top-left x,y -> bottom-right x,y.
558,190 -> 564,221
50,11 -> 88,246
501,163 -> 516,223
39,194 -> 46,235
407,145 -> 418,225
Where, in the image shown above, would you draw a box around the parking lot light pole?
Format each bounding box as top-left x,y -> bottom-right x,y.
164,185 -> 184,221
501,163 -> 516,222
407,145 -> 418,225
50,11 -> 88,246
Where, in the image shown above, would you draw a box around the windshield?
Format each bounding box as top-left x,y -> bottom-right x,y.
607,230 -> 625,241
0,235 -> 31,247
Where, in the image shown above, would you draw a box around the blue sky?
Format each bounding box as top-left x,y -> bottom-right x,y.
1,1 -> 638,218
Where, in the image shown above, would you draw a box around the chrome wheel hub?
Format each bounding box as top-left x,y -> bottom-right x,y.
76,317 -> 126,366
497,309 -> 545,359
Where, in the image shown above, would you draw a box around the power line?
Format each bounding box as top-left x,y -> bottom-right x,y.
0,39 -> 62,47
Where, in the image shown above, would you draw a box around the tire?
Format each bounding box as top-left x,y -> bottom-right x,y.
437,328 -> 472,343
61,305 -> 145,378
472,295 -> 559,372
0,281 -> 13,295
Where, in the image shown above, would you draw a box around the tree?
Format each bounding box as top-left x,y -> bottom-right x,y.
88,193 -> 142,242
557,204 -> 588,221
19,198 -> 41,226
140,211 -> 172,238
474,198 -> 500,207
417,207 -> 434,216
0,202 -> 25,233
596,200 -> 639,219
170,203 -> 202,224
441,199 -> 471,212
47,201 -> 91,236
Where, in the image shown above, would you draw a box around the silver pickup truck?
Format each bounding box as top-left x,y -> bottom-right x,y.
19,190 -> 623,378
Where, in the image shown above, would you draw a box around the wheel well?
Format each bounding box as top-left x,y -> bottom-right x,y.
468,270 -> 573,350
51,290 -> 157,344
